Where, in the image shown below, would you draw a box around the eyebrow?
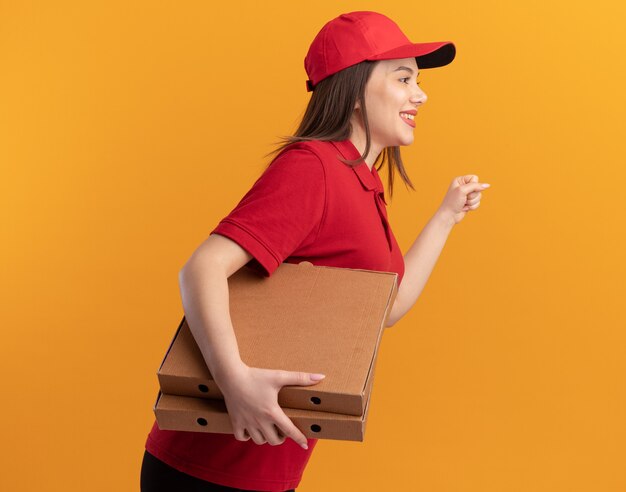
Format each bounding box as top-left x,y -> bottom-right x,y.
392,66 -> 419,76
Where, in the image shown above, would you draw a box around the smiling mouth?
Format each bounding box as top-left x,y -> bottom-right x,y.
400,112 -> 416,127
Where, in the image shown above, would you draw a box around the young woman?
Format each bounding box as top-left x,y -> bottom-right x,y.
141,10 -> 490,492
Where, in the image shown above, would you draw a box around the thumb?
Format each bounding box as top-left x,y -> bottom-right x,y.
277,370 -> 326,387
461,181 -> 490,196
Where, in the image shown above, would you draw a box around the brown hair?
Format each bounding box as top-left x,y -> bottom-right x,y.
265,60 -> 415,200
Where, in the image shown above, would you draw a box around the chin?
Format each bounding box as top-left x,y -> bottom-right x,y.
391,131 -> 415,147
396,136 -> 414,147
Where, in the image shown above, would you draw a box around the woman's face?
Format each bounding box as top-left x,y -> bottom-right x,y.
353,57 -> 427,149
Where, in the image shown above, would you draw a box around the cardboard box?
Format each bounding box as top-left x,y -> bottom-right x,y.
154,340 -> 380,441
153,367 -> 375,441
153,332 -> 379,442
157,261 -> 398,416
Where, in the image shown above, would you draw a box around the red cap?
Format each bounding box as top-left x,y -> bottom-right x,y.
304,11 -> 456,91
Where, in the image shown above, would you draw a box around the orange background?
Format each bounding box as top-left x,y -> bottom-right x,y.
1,1 -> 625,491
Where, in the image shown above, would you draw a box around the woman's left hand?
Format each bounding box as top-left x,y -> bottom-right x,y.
437,175 -> 491,226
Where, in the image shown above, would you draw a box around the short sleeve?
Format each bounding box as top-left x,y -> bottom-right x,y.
210,148 -> 326,276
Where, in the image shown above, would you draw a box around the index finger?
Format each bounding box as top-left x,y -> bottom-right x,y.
273,409 -> 308,450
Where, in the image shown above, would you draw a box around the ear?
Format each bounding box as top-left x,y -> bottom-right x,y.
354,100 -> 361,111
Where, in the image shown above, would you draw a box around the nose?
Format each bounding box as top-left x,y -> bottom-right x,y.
410,84 -> 427,106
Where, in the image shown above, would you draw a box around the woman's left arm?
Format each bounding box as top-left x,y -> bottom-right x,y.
385,175 -> 491,327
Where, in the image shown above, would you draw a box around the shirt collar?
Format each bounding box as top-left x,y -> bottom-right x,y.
330,139 -> 385,196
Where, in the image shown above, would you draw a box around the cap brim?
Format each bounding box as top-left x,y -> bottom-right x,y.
369,41 -> 456,69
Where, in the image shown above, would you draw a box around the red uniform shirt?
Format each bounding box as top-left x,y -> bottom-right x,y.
145,139 -> 405,491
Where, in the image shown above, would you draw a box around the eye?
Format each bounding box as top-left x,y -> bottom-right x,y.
400,77 -> 421,86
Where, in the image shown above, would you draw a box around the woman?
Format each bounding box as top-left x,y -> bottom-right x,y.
141,10 -> 490,492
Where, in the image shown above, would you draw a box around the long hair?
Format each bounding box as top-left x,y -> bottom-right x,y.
265,60 -> 415,200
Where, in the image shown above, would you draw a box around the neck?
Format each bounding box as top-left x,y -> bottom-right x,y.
348,126 -> 382,171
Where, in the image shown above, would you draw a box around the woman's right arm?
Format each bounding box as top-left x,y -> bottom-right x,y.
178,233 -> 324,450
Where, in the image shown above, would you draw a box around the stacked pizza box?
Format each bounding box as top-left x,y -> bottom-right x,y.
153,261 -> 398,442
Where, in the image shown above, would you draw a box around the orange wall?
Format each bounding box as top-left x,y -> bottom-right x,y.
1,1 -> 625,491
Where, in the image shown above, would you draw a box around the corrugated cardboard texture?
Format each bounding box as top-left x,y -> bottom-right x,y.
153,388 -> 374,442
158,261 -> 397,416
154,323 -> 384,442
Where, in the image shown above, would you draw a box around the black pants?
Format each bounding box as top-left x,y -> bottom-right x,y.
140,450 -> 296,492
